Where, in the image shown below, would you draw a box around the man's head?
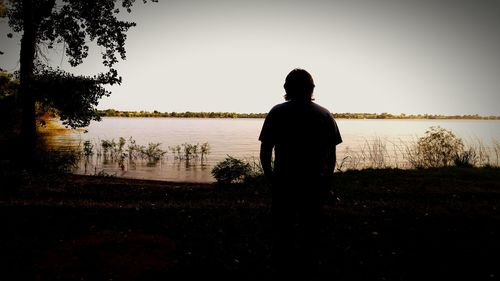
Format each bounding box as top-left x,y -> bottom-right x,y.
284,68 -> 315,101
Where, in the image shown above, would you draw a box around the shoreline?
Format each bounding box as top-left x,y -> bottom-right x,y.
96,109 -> 500,120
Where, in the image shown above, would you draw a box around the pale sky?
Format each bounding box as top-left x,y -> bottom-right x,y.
1,0 -> 500,115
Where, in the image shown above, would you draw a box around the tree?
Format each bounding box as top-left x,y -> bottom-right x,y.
3,0 -> 157,166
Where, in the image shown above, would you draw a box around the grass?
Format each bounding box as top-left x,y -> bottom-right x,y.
337,137 -> 500,171
1,167 -> 499,281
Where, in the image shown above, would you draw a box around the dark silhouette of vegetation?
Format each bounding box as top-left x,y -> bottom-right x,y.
2,0 -> 157,167
211,156 -> 252,184
34,65 -> 114,128
406,126 -> 465,168
0,71 -> 21,135
99,109 -> 267,118
97,109 -> 500,120
333,112 -> 500,120
453,147 -> 478,168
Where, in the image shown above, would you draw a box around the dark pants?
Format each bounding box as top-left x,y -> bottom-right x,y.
271,176 -> 325,280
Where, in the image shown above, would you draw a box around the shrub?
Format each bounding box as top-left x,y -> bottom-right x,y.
454,146 -> 479,167
211,156 -> 251,184
35,146 -> 80,173
407,126 -> 464,168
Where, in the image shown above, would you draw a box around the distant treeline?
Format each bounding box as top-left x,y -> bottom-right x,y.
98,110 -> 266,118
332,112 -> 500,120
98,109 -> 500,120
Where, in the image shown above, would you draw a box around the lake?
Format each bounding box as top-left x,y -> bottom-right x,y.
45,118 -> 500,182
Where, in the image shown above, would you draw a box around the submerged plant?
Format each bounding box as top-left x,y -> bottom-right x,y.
200,142 -> 211,161
100,139 -> 116,161
169,145 -> 182,160
169,142 -> 210,163
127,137 -> 141,161
82,140 -> 94,157
182,143 -> 198,161
116,137 -> 127,170
140,142 -> 166,164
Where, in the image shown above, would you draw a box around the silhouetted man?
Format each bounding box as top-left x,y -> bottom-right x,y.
259,68 -> 342,280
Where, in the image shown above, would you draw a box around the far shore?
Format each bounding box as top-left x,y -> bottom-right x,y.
96,110 -> 500,120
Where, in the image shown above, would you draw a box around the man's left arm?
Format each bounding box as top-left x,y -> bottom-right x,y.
326,114 -> 342,174
326,145 -> 337,174
260,141 -> 274,179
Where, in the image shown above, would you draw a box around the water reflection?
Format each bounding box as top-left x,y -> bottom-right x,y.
41,118 -> 500,182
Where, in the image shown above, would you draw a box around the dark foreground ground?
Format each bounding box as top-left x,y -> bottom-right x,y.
1,168 -> 499,281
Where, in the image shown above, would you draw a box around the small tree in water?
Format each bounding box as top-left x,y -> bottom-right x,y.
407,126 -> 464,168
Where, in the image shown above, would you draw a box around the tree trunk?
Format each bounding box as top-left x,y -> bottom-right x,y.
19,0 -> 37,168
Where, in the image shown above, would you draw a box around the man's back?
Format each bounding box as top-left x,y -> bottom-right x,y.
259,100 -> 342,178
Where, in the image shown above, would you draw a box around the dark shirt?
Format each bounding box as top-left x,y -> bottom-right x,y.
259,100 -> 342,179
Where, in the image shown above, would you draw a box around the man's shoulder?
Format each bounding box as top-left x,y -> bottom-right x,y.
270,101 -> 317,114
268,101 -> 334,117
266,102 -> 291,117
269,101 -> 289,111
310,102 -> 332,115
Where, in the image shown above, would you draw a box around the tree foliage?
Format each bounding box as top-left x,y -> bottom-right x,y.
7,0 -> 156,73
33,64 -> 112,128
4,0 -> 157,129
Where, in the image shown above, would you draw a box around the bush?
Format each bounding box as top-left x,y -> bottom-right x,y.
407,126 -> 464,168
454,147 -> 478,167
211,156 -> 251,184
35,146 -> 80,173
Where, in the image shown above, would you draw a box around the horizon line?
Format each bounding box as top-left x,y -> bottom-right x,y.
97,109 -> 500,119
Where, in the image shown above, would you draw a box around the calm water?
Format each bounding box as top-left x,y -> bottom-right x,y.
46,118 -> 500,182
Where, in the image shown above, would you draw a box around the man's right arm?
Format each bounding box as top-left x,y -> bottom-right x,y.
260,141 -> 274,179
